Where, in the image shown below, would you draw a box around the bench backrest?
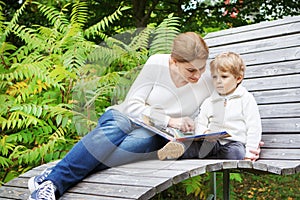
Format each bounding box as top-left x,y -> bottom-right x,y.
204,16 -> 300,160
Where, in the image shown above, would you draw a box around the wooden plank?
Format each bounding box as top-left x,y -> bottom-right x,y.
205,17 -> 300,46
67,182 -> 155,200
260,149 -> 300,160
60,193 -> 132,200
252,88 -> 300,104
255,160 -> 300,175
207,46 -> 300,66
83,173 -> 172,194
261,118 -> 300,132
205,16 -> 300,39
208,34 -> 300,58
0,186 -> 29,200
240,46 -> 300,66
243,74 -> 300,91
245,60 -> 300,78
258,103 -> 300,118
2,177 -> 28,188
103,167 -> 190,185
262,134 -> 300,148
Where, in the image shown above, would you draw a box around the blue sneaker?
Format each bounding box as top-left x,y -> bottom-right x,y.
28,180 -> 57,200
28,168 -> 52,193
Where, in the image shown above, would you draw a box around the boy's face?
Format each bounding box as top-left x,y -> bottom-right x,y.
211,69 -> 242,96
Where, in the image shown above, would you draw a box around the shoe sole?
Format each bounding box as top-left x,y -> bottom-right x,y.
28,176 -> 38,193
157,142 -> 185,160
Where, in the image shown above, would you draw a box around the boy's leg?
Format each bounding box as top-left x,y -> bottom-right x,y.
213,141 -> 245,160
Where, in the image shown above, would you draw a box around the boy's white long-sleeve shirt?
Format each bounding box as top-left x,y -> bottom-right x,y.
195,85 -> 262,158
110,54 -> 214,128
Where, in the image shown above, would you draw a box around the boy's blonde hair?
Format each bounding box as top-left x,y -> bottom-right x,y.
210,52 -> 245,79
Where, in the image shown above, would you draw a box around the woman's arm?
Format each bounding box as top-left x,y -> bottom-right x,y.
123,55 -> 170,128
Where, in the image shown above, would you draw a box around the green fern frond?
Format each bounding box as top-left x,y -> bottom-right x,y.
84,6 -> 129,39
10,24 -> 44,51
149,13 -> 181,55
0,156 -> 13,168
34,2 -> 69,33
0,135 -> 15,156
70,1 -> 89,27
0,1 -> 5,32
3,0 -> 30,38
128,28 -> 152,52
3,110 -> 45,130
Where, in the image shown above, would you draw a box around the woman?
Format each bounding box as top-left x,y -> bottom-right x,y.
28,32 -> 261,200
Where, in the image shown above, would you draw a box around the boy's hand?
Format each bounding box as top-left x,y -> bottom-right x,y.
247,141 -> 265,161
169,117 -> 194,132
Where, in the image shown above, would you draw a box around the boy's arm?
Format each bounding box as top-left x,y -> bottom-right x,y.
243,93 -> 262,159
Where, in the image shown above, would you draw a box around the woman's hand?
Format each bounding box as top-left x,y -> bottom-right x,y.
245,141 -> 264,161
168,117 -> 195,132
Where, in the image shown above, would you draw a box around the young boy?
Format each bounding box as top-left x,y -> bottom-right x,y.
158,52 -> 262,160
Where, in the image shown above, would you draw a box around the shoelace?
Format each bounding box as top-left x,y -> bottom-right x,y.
38,181 -> 56,200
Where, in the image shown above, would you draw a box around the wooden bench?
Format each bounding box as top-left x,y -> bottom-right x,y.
1,16 -> 299,200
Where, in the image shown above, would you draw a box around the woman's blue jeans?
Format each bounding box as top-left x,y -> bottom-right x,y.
45,109 -> 167,196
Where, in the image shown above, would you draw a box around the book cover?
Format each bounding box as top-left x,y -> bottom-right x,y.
129,117 -> 231,142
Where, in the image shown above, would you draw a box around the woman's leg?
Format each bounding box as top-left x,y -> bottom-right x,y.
93,127 -> 167,171
44,109 -> 166,196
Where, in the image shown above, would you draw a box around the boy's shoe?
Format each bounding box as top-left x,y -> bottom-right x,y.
28,180 -> 57,200
28,168 -> 52,193
157,141 -> 185,160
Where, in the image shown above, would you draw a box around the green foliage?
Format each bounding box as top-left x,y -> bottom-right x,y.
182,175 -> 210,199
0,0 -> 181,184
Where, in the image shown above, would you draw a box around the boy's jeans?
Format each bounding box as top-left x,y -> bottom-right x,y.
182,140 -> 245,160
45,109 -> 167,196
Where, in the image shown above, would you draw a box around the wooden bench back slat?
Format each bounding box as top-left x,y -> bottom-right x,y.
209,34 -> 300,58
205,16 -> 300,47
252,88 -> 300,104
258,103 -> 300,119
260,149 -> 300,160
243,74 -> 300,91
262,134 -> 300,148
245,60 -> 300,78
261,118 -> 300,132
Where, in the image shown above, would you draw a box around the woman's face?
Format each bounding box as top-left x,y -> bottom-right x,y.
176,59 -> 206,83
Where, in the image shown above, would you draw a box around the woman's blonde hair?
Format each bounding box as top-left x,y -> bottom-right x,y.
171,32 -> 209,62
210,52 -> 245,79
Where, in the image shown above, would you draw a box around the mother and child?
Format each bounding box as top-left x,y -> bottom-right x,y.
28,32 -> 262,200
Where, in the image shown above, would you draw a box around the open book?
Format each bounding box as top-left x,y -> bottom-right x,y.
130,117 -> 231,142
